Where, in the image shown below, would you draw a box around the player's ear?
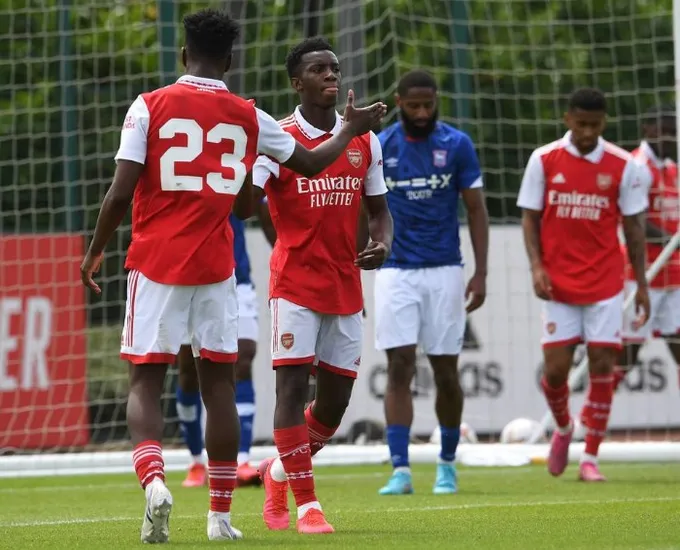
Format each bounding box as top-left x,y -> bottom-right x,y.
181,47 -> 187,69
291,77 -> 302,93
395,94 -> 401,108
562,111 -> 570,127
224,53 -> 233,74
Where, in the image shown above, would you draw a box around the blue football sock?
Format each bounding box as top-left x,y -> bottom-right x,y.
439,426 -> 460,463
386,425 -> 410,469
235,380 -> 255,460
175,388 -> 203,458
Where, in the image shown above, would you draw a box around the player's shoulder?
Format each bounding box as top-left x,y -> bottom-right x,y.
276,112 -> 300,137
602,139 -> 635,163
532,138 -> 566,158
377,121 -> 401,146
433,122 -> 477,152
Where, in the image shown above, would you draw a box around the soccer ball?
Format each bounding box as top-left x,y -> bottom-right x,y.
500,418 -> 546,444
429,422 -> 478,445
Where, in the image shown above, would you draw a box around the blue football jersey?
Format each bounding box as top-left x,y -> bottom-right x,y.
378,121 -> 483,269
230,214 -> 251,285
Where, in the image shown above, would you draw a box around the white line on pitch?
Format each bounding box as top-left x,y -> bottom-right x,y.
0,463 -> 655,495
1,495 -> 677,529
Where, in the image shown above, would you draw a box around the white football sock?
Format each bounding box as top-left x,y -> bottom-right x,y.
580,452 -> 598,465
270,457 -> 287,482
297,501 -> 322,518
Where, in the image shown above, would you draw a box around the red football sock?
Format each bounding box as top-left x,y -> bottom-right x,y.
582,373 -> 614,458
132,440 -> 165,489
306,401 -> 338,457
274,424 -> 317,507
208,460 -> 237,513
541,377 -> 571,430
582,367 -> 624,427
612,366 -> 626,392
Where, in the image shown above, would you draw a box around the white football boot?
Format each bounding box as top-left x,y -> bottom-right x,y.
141,478 -> 173,543
207,511 -> 243,541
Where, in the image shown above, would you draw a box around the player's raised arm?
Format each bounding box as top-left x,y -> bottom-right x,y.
80,96 -> 148,294
255,91 -> 386,179
517,148 -> 553,300
232,172 -> 254,220
457,133 -> 489,313
257,196 -> 277,247
620,158 -> 652,325
355,132 -> 393,270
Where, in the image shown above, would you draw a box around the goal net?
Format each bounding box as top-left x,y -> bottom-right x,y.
1,0 -> 678,474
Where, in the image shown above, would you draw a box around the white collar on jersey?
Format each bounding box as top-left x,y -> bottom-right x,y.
176,74 -> 228,90
639,140 -> 666,169
561,131 -> 605,163
293,105 -> 342,140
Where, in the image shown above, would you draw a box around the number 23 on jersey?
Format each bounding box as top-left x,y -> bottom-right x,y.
158,118 -> 248,195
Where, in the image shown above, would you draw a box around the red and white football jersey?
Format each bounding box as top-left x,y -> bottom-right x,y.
517,132 -> 649,305
115,75 -> 296,286
623,141 -> 680,289
252,107 -> 387,315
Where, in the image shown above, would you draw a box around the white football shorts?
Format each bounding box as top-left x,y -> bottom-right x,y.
121,269 -> 238,364
237,282 -> 259,342
540,291 -> 624,349
269,297 -> 363,379
374,265 -> 466,356
622,281 -> 680,341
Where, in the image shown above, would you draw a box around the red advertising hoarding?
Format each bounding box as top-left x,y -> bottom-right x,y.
0,235 -> 90,449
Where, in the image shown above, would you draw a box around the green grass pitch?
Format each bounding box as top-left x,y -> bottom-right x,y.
1,463 -> 679,549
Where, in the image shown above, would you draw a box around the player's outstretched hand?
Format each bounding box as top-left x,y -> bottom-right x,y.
633,284 -> 651,329
80,251 -> 104,295
355,241 -> 389,270
343,89 -> 387,137
531,264 -> 553,301
465,272 -> 487,313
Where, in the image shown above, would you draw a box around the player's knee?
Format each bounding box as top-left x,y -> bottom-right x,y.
314,372 -> 353,422
275,367 -> 310,408
176,346 -> 199,392
432,366 -> 461,398
235,340 -> 256,382
588,347 -> 617,375
542,347 -> 573,385
386,349 -> 417,389
618,343 -> 639,369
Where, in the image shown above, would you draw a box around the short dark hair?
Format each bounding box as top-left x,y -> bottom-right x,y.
286,37 -> 334,79
642,103 -> 676,126
397,70 -> 438,96
183,8 -> 240,60
567,87 -> 607,112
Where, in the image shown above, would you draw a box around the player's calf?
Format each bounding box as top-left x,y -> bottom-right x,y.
579,347 -> 616,478
540,345 -> 576,476
234,339 -> 260,487
270,365 -> 329,530
127,363 -> 174,543
381,346 -> 417,493
176,345 -> 207,487
430,355 -> 463,495
196,359 -> 241,532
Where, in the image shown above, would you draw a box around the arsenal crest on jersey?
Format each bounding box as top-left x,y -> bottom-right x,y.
433,149 -> 447,167
346,149 -> 363,168
596,173 -> 612,190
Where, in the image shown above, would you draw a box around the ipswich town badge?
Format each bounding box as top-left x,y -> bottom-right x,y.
433,149 -> 447,167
